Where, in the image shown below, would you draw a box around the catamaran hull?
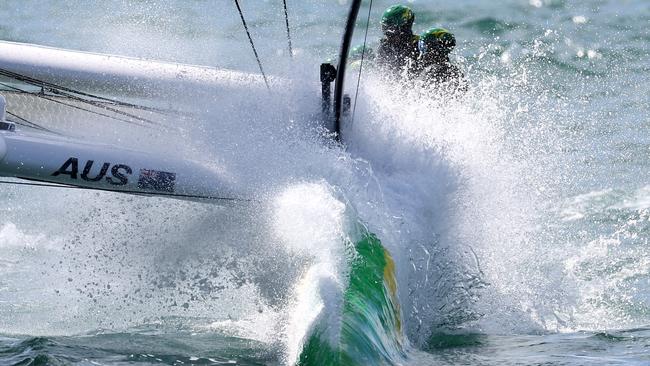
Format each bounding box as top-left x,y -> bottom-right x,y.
0,130 -> 240,202
0,40 -> 284,99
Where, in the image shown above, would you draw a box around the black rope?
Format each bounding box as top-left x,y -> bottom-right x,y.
5,110 -> 60,134
0,178 -> 253,203
282,0 -> 294,58
46,88 -> 165,127
0,67 -> 177,115
234,0 -> 270,89
0,81 -> 163,130
41,93 -> 162,129
0,74 -> 164,127
351,0 -> 373,125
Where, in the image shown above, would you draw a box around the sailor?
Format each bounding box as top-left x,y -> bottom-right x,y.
376,5 -> 420,74
348,44 -> 374,70
416,27 -> 466,91
322,44 -> 374,71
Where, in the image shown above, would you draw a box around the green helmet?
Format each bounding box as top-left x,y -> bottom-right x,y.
419,27 -> 456,55
381,5 -> 415,34
349,44 -> 374,62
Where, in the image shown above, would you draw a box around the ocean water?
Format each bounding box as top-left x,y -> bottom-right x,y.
1,0 -> 649,365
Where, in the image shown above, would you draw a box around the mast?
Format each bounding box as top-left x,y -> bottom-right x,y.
333,0 -> 362,142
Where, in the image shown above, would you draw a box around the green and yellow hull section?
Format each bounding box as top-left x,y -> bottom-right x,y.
297,225 -> 407,365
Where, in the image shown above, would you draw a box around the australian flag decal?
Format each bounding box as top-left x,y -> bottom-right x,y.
137,169 -> 176,192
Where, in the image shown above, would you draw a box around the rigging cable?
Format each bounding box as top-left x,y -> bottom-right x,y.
0,75 -> 163,127
46,89 -> 166,128
351,0 -> 373,126
5,110 -> 59,134
0,179 -> 253,203
0,67 -> 179,115
234,0 -> 271,89
282,0 -> 294,58
0,81 -> 164,130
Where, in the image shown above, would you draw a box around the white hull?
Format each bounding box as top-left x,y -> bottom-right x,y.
0,40 -> 298,202
0,129 -> 241,202
0,40 -> 282,98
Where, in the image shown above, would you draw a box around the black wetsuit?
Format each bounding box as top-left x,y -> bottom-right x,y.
376,34 -> 420,73
417,57 -> 467,91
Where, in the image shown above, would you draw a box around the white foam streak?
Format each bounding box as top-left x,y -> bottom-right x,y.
273,183 -> 348,364
285,263 -> 342,365
274,182 -> 346,263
